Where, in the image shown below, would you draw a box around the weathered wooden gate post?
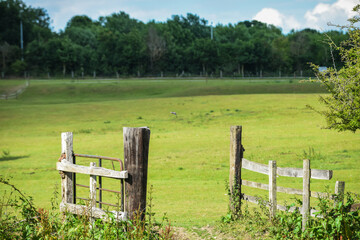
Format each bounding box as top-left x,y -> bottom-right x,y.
123,127 -> 151,220
229,126 -> 243,216
60,132 -> 75,204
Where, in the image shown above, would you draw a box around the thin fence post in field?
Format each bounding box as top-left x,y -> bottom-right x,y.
229,125 -> 243,215
90,162 -> 97,208
61,132 -> 75,204
123,127 -> 151,220
334,181 -> 345,207
302,159 -> 310,231
269,160 -> 277,219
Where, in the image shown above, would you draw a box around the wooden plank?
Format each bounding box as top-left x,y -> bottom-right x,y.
124,127 -> 150,220
242,158 -> 332,180
302,159 -> 310,231
242,180 -> 269,191
229,126 -> 243,215
278,185 -> 302,195
57,161 -> 128,179
243,194 -> 322,218
277,204 -> 321,217
242,158 -> 268,175
269,160 -> 277,219
278,166 -> 332,179
90,162 -> 97,208
243,179 -> 329,199
60,202 -> 126,221
61,132 -> 74,204
243,194 -> 266,205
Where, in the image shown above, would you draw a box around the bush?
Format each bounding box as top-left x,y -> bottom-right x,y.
271,193 -> 360,239
220,191 -> 360,240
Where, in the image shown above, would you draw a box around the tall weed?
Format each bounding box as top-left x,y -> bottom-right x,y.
0,177 -> 173,239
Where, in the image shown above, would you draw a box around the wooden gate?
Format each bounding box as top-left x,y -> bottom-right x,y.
56,127 -> 150,221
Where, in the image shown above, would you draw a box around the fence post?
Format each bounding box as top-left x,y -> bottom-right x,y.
90,162 -> 97,208
61,132 -> 75,204
123,127 -> 151,220
302,159 -> 310,231
269,160 -> 277,219
334,181 -> 345,207
229,126 -> 243,216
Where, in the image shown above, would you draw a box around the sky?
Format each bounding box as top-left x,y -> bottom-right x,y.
24,0 -> 359,33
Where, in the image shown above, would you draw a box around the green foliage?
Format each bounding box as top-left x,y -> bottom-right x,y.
0,177 -> 173,239
219,192 -> 360,240
301,147 -> 325,161
310,5 -> 360,132
10,60 -> 26,75
271,193 -> 360,239
219,197 -> 272,239
0,0 -> 351,77
2,149 -> 10,157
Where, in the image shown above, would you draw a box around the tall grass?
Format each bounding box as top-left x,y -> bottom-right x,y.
0,177 -> 173,239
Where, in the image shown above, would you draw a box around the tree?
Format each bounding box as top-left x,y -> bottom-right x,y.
0,42 -> 11,71
310,4 -> 360,132
147,25 -> 166,71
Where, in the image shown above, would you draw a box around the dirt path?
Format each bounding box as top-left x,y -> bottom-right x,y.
173,226 -> 243,240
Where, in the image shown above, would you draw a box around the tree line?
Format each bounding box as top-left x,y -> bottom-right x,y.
0,0 -> 349,78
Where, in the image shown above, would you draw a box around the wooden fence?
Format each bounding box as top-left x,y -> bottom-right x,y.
229,126 -> 345,230
56,127 -> 150,221
0,81 -> 29,100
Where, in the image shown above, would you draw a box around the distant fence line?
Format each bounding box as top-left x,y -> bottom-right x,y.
0,81 -> 29,100
1,69 -> 315,80
229,126 -> 346,231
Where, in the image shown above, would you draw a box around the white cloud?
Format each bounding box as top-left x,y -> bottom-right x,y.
253,8 -> 301,33
252,0 -> 358,33
305,0 -> 358,30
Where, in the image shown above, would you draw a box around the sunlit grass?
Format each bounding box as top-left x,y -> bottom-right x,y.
0,79 -> 359,227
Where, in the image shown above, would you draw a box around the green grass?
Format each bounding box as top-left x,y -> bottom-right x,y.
0,78 -> 359,228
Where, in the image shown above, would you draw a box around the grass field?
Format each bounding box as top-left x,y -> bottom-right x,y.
0,78 -> 359,228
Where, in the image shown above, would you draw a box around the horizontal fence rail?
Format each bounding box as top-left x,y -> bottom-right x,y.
242,194 -> 322,217
242,158 -> 333,180
242,180 -> 332,199
0,82 -> 29,100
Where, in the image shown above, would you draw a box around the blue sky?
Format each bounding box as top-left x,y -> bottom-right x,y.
24,0 -> 358,33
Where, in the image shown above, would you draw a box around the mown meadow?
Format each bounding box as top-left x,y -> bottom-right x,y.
0,78 -> 359,229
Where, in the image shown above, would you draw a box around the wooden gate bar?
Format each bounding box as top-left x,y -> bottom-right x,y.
76,197 -> 119,208
73,154 -> 76,204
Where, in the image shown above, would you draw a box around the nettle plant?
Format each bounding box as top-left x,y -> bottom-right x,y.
270,192 -> 360,240
0,177 -> 173,239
